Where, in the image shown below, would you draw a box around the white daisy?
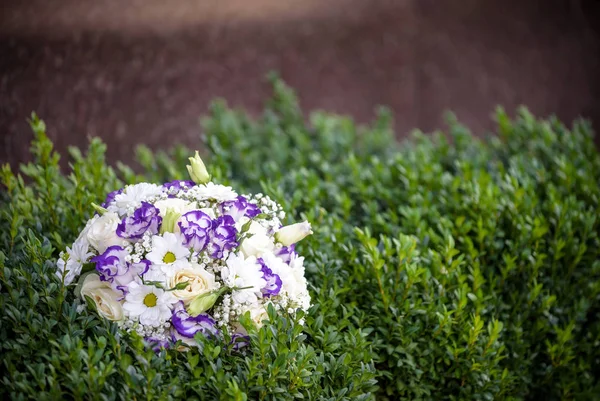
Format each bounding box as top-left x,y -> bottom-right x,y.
122,282 -> 176,327
141,264 -> 168,286
193,182 -> 238,202
111,183 -> 164,215
221,253 -> 266,305
146,232 -> 190,266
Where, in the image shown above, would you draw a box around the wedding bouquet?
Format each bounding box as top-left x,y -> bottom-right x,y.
56,152 -> 312,348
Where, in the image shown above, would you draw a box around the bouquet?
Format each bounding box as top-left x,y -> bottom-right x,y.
57,152 -> 312,348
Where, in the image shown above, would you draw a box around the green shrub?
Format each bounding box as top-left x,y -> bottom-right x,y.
1,79 -> 599,400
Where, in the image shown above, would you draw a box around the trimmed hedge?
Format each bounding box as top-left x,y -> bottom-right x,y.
1,79 -> 599,400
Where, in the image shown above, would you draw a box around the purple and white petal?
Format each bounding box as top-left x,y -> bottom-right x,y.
171,302 -> 218,338
219,196 -> 262,221
258,257 -> 282,297
231,333 -> 250,350
206,216 -> 238,258
178,210 -> 213,251
145,337 -> 171,352
101,188 -> 124,208
163,180 -> 196,197
91,245 -> 129,281
116,202 -> 162,239
276,244 -> 296,264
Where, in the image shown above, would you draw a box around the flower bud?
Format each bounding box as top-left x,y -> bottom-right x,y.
275,221 -> 313,246
188,291 -> 219,316
187,151 -> 210,184
160,208 -> 181,234
91,202 -> 108,215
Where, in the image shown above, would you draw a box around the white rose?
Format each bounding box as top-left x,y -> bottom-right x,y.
249,302 -> 270,328
168,263 -> 218,303
237,302 -> 271,330
154,198 -> 198,216
80,274 -> 124,321
86,211 -> 128,253
239,222 -> 275,258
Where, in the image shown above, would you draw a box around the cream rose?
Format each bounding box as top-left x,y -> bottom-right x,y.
80,274 -> 124,321
168,263 -> 217,303
239,221 -> 275,258
236,302 -> 271,332
86,211 -> 128,253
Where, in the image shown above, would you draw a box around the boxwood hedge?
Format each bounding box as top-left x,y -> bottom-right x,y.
1,79 -> 599,400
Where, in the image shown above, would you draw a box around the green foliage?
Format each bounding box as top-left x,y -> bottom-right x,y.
1,80 -> 600,400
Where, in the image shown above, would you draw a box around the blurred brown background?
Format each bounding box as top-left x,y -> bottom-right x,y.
1,0 -> 599,166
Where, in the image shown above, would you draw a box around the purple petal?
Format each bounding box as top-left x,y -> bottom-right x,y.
117,202 -> 162,239
276,244 -> 296,264
258,257 -> 282,297
163,180 -> 195,195
219,196 -> 262,221
207,216 -> 238,258
91,245 -> 129,280
145,337 -> 171,352
179,210 -> 213,252
171,302 -> 218,338
101,188 -> 124,208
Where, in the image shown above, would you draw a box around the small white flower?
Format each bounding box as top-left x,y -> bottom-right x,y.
122,282 -> 177,327
56,236 -> 94,285
146,232 -> 190,266
80,273 -> 124,321
194,182 -> 238,202
222,253 -> 266,305
112,183 -> 163,215
86,211 -> 128,254
239,221 -> 275,258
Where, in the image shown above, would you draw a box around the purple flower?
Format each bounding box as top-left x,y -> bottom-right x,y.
91,246 -> 129,280
258,257 -> 282,297
219,196 -> 261,221
208,215 -> 238,259
171,302 -> 218,339
276,244 -> 296,264
178,210 -> 213,252
116,202 -> 162,239
163,180 -> 195,197
145,337 -> 171,352
231,333 -> 250,350
101,188 -> 123,208
92,247 -> 150,291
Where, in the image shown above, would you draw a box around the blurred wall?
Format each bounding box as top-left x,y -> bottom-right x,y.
1,0 -> 599,165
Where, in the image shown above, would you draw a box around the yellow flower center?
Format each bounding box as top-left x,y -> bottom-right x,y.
163,251 -> 176,264
143,293 -> 158,307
